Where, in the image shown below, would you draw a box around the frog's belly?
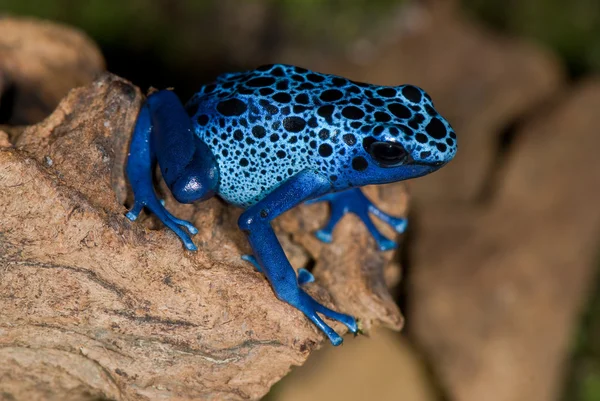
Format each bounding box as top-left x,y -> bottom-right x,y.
215,154 -> 312,208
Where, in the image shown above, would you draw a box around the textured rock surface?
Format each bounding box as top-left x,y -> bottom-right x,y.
0,71 -> 406,401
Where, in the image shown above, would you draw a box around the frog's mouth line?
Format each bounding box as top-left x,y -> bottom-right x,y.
416,161 -> 446,167
371,154 -> 444,169
407,160 -> 447,173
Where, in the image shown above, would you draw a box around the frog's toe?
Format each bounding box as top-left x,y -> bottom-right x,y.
297,268 -> 315,285
156,211 -> 198,250
313,202 -> 344,244
298,294 -> 357,345
181,238 -> 198,251
314,293 -> 356,329
241,254 -> 262,273
377,237 -> 398,252
368,205 -> 408,234
393,217 -> 408,234
126,201 -> 144,221
312,301 -> 358,335
314,229 -> 333,243
383,215 -> 407,234
163,223 -> 197,250
157,218 -> 198,250
310,314 -> 343,346
127,197 -> 198,251
167,214 -> 199,235
357,210 -> 398,252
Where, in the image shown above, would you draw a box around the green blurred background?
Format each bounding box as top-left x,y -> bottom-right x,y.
3,0 -> 600,88
2,1 -> 600,400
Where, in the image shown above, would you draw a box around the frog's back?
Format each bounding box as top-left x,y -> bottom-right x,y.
185,65 -> 342,207
184,64 -> 450,207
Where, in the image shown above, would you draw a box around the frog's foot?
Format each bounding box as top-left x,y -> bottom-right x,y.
307,188 -> 407,252
126,196 -> 198,251
242,255 -> 315,285
241,256 -> 353,346
292,288 -> 357,346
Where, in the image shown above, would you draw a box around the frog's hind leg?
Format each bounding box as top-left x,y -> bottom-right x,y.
126,90 -> 218,251
307,188 -> 407,252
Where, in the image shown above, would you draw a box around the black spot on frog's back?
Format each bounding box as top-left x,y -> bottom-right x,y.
317,105 -> 334,119
217,98 -> 247,116
402,85 -> 422,103
388,103 -> 411,119
426,118 -> 447,139
246,77 -> 276,87
283,116 -> 306,133
318,143 -> 333,157
320,89 -> 343,102
341,106 -> 365,120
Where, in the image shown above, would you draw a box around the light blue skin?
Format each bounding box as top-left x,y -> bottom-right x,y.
125,64 -> 456,346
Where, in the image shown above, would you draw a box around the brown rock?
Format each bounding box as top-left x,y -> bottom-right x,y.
0,130 -> 11,148
0,17 -> 105,125
0,72 -> 407,400
411,79 -> 600,401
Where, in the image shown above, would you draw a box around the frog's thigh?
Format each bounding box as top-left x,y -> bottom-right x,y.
147,90 -> 219,204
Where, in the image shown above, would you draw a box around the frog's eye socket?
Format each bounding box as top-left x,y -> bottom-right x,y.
368,141 -> 410,167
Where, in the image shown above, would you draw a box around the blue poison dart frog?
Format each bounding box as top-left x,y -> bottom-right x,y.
125,64 -> 456,346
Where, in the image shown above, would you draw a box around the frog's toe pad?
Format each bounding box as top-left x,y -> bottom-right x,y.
126,199 -> 198,251
390,217 -> 408,234
290,290 -> 358,346
242,254 -> 262,273
314,229 -> 333,243
377,237 -> 398,252
297,268 -> 315,285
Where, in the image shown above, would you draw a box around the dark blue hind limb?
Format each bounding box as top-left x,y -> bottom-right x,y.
238,170 -> 357,346
306,188 -> 407,251
126,90 -> 219,251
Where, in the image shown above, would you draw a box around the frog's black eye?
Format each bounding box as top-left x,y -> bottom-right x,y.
368,141 -> 410,166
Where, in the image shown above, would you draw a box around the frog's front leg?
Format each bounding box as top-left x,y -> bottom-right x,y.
126,90 -> 219,251
238,170 -> 357,346
307,188 -> 407,252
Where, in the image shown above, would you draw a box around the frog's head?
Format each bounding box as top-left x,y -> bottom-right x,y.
335,85 -> 456,187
